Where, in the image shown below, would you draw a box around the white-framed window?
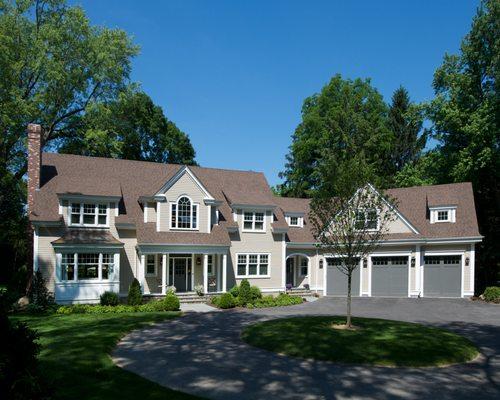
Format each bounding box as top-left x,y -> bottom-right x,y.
146,254 -> 156,276
430,207 -> 456,223
236,253 -> 270,277
170,196 -> 199,230
355,209 -> 379,231
285,214 -> 303,227
299,257 -> 308,276
60,252 -> 116,281
69,202 -> 108,227
437,210 -> 450,221
243,211 -> 265,231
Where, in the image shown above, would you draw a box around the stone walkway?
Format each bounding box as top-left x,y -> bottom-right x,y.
113,298 -> 500,399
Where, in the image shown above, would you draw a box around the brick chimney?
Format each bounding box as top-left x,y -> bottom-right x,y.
27,123 -> 42,213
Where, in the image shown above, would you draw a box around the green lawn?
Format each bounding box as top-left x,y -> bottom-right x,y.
12,312 -> 204,400
241,316 -> 479,367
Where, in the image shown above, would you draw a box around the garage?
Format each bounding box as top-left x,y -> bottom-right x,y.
371,256 -> 409,297
325,258 -> 360,296
424,255 -> 462,297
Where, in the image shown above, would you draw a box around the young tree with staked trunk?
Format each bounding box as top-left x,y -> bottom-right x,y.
309,157 -> 396,328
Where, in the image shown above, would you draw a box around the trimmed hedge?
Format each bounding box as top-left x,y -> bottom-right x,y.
483,286 -> 500,303
247,294 -> 304,309
57,293 -> 180,314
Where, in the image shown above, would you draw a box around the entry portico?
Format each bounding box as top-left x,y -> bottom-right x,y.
138,245 -> 229,295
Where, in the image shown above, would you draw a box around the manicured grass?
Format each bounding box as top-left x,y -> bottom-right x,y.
11,312 -> 204,400
241,316 -> 479,367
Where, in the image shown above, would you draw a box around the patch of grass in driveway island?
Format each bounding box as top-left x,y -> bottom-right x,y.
241,316 -> 479,367
11,312 -> 205,400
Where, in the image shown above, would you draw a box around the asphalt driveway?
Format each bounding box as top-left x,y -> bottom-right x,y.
113,298 -> 500,399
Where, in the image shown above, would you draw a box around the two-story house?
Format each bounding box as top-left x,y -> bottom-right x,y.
27,124 -> 482,303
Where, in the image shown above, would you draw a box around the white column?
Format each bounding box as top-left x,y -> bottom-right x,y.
166,254 -> 170,287
470,243 -> 475,294
162,254 -> 167,295
191,254 -> 195,291
281,233 -> 286,290
415,245 -> 421,295
139,254 -> 145,292
222,253 -> 227,292
203,254 -> 209,294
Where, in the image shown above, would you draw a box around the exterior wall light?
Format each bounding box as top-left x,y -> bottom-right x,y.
411,257 -> 416,268
319,259 -> 324,269
465,257 -> 470,266
363,259 -> 368,268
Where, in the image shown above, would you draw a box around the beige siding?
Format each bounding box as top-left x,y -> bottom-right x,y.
145,202 -> 157,223
159,172 -> 209,233
37,226 -> 65,293
229,210 -> 284,290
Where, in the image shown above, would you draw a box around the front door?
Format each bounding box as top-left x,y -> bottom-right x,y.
171,257 -> 192,292
286,258 -> 295,286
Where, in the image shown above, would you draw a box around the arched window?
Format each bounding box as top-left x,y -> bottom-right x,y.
171,196 -> 198,229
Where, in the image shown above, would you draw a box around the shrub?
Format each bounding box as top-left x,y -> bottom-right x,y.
250,286 -> 262,302
229,285 -> 239,298
0,292 -> 49,399
163,293 -> 180,311
194,284 -> 204,296
100,291 -> 119,306
212,293 -> 235,309
127,278 -> 142,305
238,279 -> 252,305
28,270 -> 54,311
250,294 -> 304,308
483,286 -> 500,303
166,286 -> 176,294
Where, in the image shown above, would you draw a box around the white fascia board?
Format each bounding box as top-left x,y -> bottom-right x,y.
155,166 -> 215,201
137,243 -> 230,254
52,243 -> 124,251
428,205 -> 457,210
284,211 -> 305,217
365,183 -> 420,235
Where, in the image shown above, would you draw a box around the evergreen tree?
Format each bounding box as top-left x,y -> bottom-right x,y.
388,86 -> 426,174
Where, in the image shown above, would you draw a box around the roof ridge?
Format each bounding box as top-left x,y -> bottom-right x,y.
42,152 -> 266,175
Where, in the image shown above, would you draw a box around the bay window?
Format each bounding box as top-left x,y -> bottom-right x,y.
237,253 -> 270,277
69,202 -> 108,227
59,252 -> 116,281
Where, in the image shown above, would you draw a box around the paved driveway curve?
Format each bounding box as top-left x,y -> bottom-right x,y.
113,298 -> 500,399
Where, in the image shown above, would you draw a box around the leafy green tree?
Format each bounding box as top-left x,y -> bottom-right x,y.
393,151 -> 444,188
388,86 -> 426,174
278,75 -> 393,197
59,89 -> 197,165
427,0 -> 499,290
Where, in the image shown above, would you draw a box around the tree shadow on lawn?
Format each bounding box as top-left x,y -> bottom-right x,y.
114,311 -> 500,400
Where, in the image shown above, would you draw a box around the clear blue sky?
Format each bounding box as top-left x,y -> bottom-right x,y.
72,0 -> 478,186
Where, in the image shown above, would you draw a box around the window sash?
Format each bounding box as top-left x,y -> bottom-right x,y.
242,212 -> 265,231
437,210 -> 449,221
146,254 -> 156,275
171,198 -> 198,229
69,203 -> 108,227
236,254 -> 270,277
355,209 -> 379,231
60,252 -> 115,281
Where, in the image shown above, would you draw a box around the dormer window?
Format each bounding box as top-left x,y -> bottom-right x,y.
430,206 -> 456,223
243,211 -> 265,232
285,214 -> 304,227
69,202 -> 108,227
171,196 -> 198,230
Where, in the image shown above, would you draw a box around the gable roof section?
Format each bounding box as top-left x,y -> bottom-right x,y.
154,165 -> 215,200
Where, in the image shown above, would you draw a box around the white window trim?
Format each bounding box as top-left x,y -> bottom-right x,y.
285,214 -> 304,227
145,254 -> 157,277
169,195 -> 200,231
430,206 -> 456,224
58,251 -> 117,283
242,211 -> 266,232
236,253 -> 271,278
355,208 -> 380,232
68,202 -> 109,228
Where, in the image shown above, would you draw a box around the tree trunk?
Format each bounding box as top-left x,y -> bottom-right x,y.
346,270 -> 352,328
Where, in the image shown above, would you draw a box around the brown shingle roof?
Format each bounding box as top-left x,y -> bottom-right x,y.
33,153 -> 480,245
52,229 -> 123,246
